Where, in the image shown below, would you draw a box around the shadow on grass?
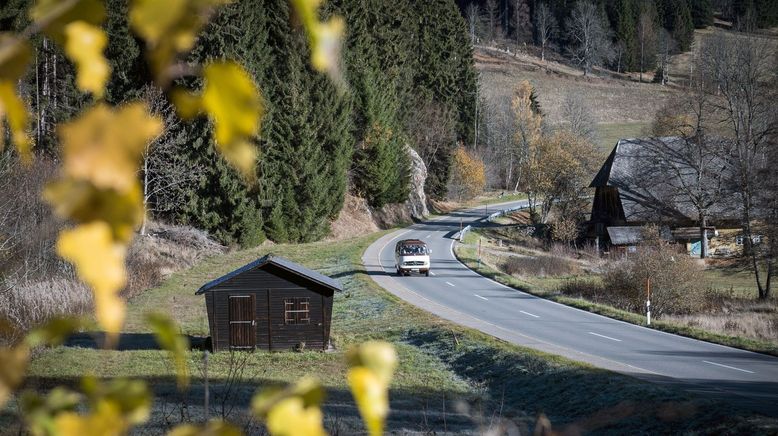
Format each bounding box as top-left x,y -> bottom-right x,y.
64,332 -> 208,351
401,327 -> 778,432
14,374 -> 488,435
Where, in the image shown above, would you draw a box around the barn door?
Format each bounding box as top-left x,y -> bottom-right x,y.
228,295 -> 256,349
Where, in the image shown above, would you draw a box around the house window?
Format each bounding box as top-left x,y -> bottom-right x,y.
736,235 -> 763,246
284,298 -> 310,325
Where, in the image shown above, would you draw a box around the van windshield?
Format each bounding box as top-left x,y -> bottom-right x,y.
400,245 -> 427,255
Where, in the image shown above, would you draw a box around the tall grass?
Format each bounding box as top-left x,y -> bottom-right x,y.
0,279 -> 92,344
502,255 -> 580,278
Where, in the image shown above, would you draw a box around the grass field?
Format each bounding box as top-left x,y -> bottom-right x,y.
6,231 -> 776,433
475,48 -> 677,127
596,122 -> 651,152
456,228 -> 778,357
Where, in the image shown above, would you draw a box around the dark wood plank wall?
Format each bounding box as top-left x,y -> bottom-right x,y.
205,264 -> 335,352
268,288 -> 325,350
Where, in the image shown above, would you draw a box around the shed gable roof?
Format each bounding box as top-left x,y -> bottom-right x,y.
590,137 -> 740,223
195,254 -> 343,294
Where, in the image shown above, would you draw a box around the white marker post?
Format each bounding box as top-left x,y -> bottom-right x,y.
646,277 -> 651,326
478,238 -> 481,267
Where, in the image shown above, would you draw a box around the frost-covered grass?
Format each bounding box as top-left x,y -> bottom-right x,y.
13,230 -> 775,434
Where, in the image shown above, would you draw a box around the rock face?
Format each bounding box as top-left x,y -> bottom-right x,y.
406,145 -> 429,219
329,145 -> 429,238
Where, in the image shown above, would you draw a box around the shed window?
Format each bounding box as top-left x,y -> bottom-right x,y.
284,298 -> 310,325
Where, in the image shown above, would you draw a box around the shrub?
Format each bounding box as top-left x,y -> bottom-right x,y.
502,255 -> 579,278
602,240 -> 710,317
550,217 -> 579,246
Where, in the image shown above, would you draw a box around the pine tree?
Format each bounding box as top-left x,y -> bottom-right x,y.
615,0 -> 638,71
352,68 -> 410,208
690,0 -> 714,28
261,0 -> 352,242
673,0 -> 694,51
756,0 -> 778,27
103,0 -> 147,104
412,0 -> 477,199
169,0 -> 274,245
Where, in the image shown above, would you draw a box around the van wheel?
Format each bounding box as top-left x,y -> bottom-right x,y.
425,271 -> 430,277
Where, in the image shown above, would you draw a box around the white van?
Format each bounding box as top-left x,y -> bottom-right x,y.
394,239 -> 431,276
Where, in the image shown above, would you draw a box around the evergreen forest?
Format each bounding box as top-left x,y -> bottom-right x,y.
0,0 -> 477,245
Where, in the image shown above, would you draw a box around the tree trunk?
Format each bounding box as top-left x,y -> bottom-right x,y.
699,213 -> 708,259
639,39 -> 644,83
506,155 -> 513,191
141,154 -> 150,236
742,193 -> 768,299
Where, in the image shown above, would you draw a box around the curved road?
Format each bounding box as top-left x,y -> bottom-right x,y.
362,201 -> 778,417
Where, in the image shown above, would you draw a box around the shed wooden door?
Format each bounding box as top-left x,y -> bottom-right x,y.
228,295 -> 256,349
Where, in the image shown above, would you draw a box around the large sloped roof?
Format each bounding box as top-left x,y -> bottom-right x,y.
196,254 -> 343,294
606,226 -> 644,245
590,137 -> 740,223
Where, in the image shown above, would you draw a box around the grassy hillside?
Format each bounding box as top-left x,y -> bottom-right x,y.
9,232 -> 775,434
475,47 -> 675,147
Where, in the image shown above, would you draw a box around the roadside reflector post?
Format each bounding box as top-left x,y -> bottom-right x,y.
646,277 -> 651,326
478,238 -> 482,267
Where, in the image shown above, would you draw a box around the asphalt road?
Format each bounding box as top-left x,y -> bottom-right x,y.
362,200 -> 778,417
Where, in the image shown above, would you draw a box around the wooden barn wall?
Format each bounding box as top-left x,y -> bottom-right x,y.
268,287 -> 326,350
591,187 -> 625,226
206,264 -> 335,352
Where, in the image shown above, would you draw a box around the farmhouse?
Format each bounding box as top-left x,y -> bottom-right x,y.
196,254 -> 341,352
587,137 -> 745,254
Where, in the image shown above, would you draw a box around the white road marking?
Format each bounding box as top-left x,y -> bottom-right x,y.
520,310 -> 539,318
703,360 -> 755,374
426,234 -> 432,238
445,281 -> 456,287
474,294 -> 488,300
429,271 -> 436,276
588,332 -> 622,342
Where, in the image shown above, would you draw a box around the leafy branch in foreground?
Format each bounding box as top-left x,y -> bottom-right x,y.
0,1 -> 402,435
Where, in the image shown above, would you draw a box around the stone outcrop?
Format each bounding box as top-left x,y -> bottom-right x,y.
328,145 -> 429,239
405,145 -> 429,219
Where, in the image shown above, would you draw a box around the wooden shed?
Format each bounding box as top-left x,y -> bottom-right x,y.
196,254 -> 341,352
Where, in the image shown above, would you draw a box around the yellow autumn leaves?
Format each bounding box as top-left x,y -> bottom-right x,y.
0,36 -> 33,162
129,0 -> 232,82
0,1 -> 403,435
251,342 -> 398,436
346,341 -> 398,436
64,22 -> 111,97
450,146 -> 486,201
45,103 -> 162,338
173,62 -> 264,179
290,0 -> 344,80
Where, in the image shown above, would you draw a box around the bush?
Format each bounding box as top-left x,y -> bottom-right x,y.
602,241 -> 710,317
550,217 -> 579,246
502,255 -> 580,277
